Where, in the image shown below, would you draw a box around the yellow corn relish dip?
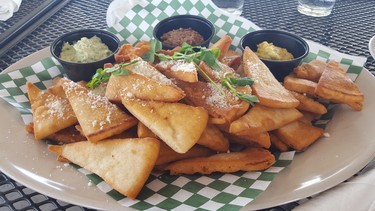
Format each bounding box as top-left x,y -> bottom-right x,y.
255,41 -> 294,61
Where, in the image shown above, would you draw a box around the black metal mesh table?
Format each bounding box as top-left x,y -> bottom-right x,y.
1,0 -> 374,210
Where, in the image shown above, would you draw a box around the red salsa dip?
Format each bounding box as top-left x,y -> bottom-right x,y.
160,27 -> 204,47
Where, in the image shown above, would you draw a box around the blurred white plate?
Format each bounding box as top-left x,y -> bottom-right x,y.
369,35 -> 375,59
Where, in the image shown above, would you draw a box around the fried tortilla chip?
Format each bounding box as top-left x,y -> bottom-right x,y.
46,125 -> 86,144
293,60 -> 327,82
274,120 -> 323,151
164,147 -> 275,175
284,74 -> 317,96
48,137 -> 160,199
26,82 -> 78,140
155,60 -> 198,83
156,142 -> 214,166
137,121 -> 158,139
291,91 -> 327,115
61,78 -> 138,143
105,59 -> 185,103
221,50 -> 242,71
122,97 -> 208,153
229,104 -> 303,135
138,121 -> 229,153
226,131 -> 271,149
210,35 -> 232,61
242,47 -> 299,108
175,79 -> 249,123
269,132 -> 290,152
315,61 -> 364,111
197,124 -> 229,152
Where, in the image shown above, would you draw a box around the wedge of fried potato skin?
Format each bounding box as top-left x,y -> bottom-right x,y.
105,72 -> 185,104
26,82 -> 78,140
164,147 -> 275,175
315,61 -> 364,111
155,60 -> 198,83
274,120 -> 323,151
293,60 -> 327,82
269,132 -> 290,152
290,91 -> 327,115
122,97 -> 208,153
242,47 -> 299,108
174,79 -> 249,123
48,137 -> 160,199
210,35 -> 232,61
284,74 -> 317,96
156,142 -> 214,166
229,104 -> 303,135
61,78 -> 138,143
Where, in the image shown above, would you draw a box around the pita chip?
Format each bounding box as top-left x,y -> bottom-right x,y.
242,47 -> 299,108
315,61 -> 364,111
122,97 -> 208,153
26,82 -> 77,140
48,137 -> 160,199
61,78 -> 138,143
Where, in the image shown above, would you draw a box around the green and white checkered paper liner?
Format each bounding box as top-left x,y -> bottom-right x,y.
0,0 -> 367,210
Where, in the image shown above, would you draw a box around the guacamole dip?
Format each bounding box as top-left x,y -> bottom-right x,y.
60,36 -> 112,63
255,41 -> 294,61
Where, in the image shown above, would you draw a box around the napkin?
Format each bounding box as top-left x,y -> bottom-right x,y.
294,166 -> 375,211
106,0 -> 145,27
0,0 -> 22,21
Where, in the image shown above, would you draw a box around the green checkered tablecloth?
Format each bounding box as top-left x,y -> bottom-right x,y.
0,0 -> 367,210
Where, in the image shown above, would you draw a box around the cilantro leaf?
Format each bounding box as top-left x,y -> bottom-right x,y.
86,60 -> 137,89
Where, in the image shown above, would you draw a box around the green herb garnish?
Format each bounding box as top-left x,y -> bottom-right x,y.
221,76 -> 259,106
148,40 -> 258,105
142,39 -> 162,62
155,42 -> 222,71
86,60 -> 138,89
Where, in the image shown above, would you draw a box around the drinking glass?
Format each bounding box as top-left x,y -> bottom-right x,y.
297,0 -> 336,17
212,0 -> 244,16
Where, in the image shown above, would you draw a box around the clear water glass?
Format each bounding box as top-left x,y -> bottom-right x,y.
212,0 -> 244,16
297,0 -> 336,17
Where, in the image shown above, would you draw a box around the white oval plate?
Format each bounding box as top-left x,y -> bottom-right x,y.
1,48 -> 375,210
